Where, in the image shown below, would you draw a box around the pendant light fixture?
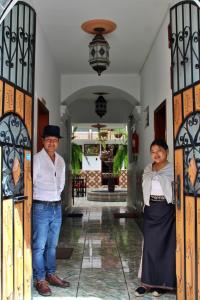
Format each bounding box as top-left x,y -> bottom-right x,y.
93,92 -> 108,118
81,19 -> 116,76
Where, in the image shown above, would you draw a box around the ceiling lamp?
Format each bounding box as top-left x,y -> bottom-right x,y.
91,123 -> 106,131
81,19 -> 117,76
94,92 -> 108,118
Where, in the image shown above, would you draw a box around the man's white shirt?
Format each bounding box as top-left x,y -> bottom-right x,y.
33,148 -> 65,201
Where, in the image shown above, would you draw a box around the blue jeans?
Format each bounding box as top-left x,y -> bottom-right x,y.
32,201 -> 62,281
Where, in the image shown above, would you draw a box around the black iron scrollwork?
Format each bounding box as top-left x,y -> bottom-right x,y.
0,113 -> 31,147
0,112 -> 31,198
170,2 -> 200,92
2,25 -> 34,68
171,26 -> 200,69
2,145 -> 24,196
175,112 -> 200,196
0,2 -> 36,93
175,113 -> 200,147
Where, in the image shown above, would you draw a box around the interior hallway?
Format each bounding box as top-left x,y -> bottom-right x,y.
33,197 -> 176,300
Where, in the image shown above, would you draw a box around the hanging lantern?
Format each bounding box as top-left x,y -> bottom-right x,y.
95,95 -> 107,117
81,19 -> 116,76
89,28 -> 110,76
93,92 -> 108,118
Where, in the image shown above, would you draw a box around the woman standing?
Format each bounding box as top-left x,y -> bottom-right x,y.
135,139 -> 176,297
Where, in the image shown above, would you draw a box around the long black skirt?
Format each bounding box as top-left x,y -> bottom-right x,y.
141,200 -> 176,290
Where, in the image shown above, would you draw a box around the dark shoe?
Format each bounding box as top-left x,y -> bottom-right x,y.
135,286 -> 148,297
152,289 -> 166,297
46,273 -> 70,288
35,280 -> 52,296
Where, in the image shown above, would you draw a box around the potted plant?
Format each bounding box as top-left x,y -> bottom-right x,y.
98,130 -> 108,141
113,128 -> 124,139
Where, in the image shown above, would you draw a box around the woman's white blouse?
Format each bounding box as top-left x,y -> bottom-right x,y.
150,175 -> 164,196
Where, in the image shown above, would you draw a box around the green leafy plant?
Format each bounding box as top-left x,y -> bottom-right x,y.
98,130 -> 108,150
113,144 -> 128,176
113,129 -> 128,176
71,126 -> 90,176
71,143 -> 83,176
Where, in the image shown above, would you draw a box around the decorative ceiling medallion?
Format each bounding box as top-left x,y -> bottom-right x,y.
188,156 -> 197,187
81,19 -> 117,34
12,157 -> 21,186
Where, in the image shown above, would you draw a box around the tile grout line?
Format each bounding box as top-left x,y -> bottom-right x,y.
75,208 -> 90,298
113,221 -> 131,300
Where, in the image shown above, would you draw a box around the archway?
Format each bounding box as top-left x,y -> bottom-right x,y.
61,85 -> 140,209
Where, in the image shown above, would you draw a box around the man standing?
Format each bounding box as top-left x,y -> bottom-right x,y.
32,125 -> 70,296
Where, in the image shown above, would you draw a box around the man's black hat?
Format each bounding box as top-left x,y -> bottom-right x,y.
42,125 -> 63,138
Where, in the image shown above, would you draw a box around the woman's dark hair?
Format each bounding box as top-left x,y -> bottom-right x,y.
150,139 -> 168,150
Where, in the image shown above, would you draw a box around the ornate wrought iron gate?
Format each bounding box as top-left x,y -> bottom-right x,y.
170,1 -> 200,299
0,2 -> 36,300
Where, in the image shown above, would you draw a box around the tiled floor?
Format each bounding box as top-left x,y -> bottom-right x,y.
33,196 -> 176,299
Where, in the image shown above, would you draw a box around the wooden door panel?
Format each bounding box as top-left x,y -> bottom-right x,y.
194,84 -> 200,110
0,83 -> 33,300
183,86 -> 196,300
24,150 -> 32,299
2,200 -> 13,300
15,90 -> 24,118
14,203 -> 23,300
185,197 -> 196,300
175,149 -> 185,300
174,87 -> 200,300
183,88 -> 193,118
173,94 -> 182,137
4,83 -> 14,113
25,95 -> 32,138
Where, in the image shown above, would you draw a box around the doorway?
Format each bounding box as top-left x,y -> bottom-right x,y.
37,98 -> 49,151
154,100 -> 166,141
101,144 -> 119,186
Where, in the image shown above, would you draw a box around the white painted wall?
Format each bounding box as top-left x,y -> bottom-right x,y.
61,73 -> 141,104
128,11 -> 172,209
138,12 -> 172,170
32,8 -> 66,156
82,156 -> 101,171
69,98 -> 134,123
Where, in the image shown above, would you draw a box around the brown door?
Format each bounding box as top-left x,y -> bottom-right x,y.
0,3 -> 36,300
37,98 -> 49,151
154,100 -> 166,141
170,2 -> 200,299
